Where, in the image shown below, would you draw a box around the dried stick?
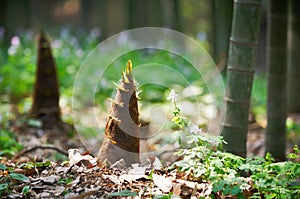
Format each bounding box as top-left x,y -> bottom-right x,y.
14,145 -> 68,159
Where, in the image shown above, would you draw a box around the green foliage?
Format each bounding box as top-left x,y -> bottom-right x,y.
9,173 -> 29,182
84,48 -> 208,106
169,90 -> 300,198
27,118 -> 42,128
251,75 -> 267,117
0,166 -> 29,196
287,118 -> 300,145
106,190 -> 138,197
0,183 -> 8,191
0,33 -> 36,98
251,76 -> 300,144
287,145 -> 299,159
0,183 -> 8,195
241,150 -> 300,198
58,177 -> 73,185
287,118 -> 300,133
153,193 -> 173,199
0,129 -> 23,157
18,160 -> 51,170
22,185 -> 30,196
0,28 -> 99,99
0,97 -> 15,128
0,164 -> 6,170
0,28 -> 210,109
146,169 -> 155,181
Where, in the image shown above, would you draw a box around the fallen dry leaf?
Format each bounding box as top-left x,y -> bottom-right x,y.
152,157 -> 163,170
68,149 -> 97,167
152,173 -> 172,193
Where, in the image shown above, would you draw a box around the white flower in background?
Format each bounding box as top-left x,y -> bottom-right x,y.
52,40 -> 62,49
189,124 -> 202,134
11,36 -> 20,46
8,36 -> 21,56
90,27 -> 101,38
76,49 -> 84,57
167,89 -> 178,103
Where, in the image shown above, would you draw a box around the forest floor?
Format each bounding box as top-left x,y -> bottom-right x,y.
1,112 -> 299,198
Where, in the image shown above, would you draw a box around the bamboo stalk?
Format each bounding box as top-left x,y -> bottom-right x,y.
265,1 -> 288,161
221,0 -> 262,157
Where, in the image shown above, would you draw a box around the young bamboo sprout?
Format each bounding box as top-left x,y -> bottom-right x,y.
31,30 -> 62,128
98,60 -> 140,166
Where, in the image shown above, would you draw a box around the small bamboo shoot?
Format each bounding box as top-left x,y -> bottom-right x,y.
31,30 -> 61,128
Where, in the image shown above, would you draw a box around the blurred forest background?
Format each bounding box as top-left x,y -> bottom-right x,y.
1,0 -> 299,158
1,2 -> 300,198
0,0 -> 267,70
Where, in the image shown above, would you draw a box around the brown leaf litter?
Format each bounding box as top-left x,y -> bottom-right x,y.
0,153 -> 214,199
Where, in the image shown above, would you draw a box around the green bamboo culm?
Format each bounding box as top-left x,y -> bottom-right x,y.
221,0 -> 262,157
265,1 -> 288,161
212,0 -> 233,73
287,0 -> 300,113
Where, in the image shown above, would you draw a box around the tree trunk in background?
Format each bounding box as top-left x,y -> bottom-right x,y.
128,0 -> 163,29
128,0 -> 149,28
212,0 -> 233,72
221,0 -> 262,157
127,0 -> 182,30
148,0 -> 163,27
31,31 -> 62,128
172,0 -> 182,31
265,1 -> 288,161
106,0 -> 126,37
81,0 -> 94,30
98,0 -> 108,40
287,0 -> 300,113
0,0 -> 8,58
98,61 -> 140,166
80,0 -> 108,40
0,0 -> 30,47
161,0 -> 181,30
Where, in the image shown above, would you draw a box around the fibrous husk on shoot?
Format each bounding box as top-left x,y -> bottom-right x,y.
98,60 -> 140,166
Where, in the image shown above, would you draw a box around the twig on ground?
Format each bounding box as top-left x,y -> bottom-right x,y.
14,145 -> 68,159
69,189 -> 99,199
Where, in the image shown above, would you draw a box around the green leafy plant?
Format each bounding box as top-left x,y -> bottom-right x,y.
169,90 -> 300,198
0,159 -> 51,196
22,185 -> 30,196
0,165 -> 29,196
0,183 -> 8,195
0,28 -> 100,100
287,118 -> 300,145
106,190 -> 138,197
243,147 -> 300,198
153,193 -> 173,199
0,164 -> 6,170
18,160 -> 52,176
9,173 -> 29,182
145,169 -> 155,197
0,129 -> 23,157
58,177 -> 73,185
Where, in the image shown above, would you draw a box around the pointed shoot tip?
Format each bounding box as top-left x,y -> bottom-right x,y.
125,60 -> 132,74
